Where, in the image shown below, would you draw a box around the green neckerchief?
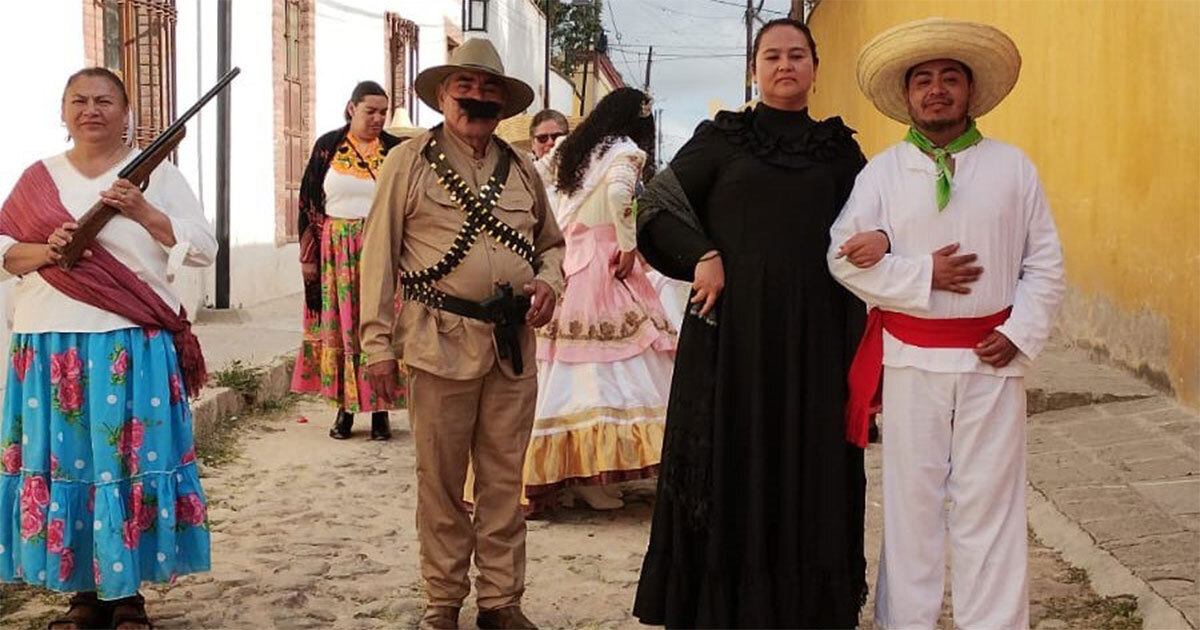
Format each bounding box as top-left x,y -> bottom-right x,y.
905,120 -> 983,211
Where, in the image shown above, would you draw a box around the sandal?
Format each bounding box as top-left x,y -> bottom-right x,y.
47,592 -> 110,630
109,592 -> 154,630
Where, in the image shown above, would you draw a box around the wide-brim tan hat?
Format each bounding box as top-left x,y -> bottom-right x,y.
415,38 -> 535,120
857,17 -> 1021,124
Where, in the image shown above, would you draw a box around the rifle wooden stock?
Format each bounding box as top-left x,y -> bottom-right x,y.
58,130 -> 185,269
57,67 -> 241,271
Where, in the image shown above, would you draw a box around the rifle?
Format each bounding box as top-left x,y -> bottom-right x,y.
58,67 -> 241,270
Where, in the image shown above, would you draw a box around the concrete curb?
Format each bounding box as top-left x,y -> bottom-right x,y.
1027,484 -> 1192,629
190,353 -> 296,448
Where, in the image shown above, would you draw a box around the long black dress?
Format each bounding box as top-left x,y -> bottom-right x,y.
632,104 -> 868,628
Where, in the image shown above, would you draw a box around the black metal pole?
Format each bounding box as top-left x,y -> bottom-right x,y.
745,0 -> 753,102
215,0 -> 231,309
644,46 -> 653,91
544,0 -> 552,108
579,55 -> 589,116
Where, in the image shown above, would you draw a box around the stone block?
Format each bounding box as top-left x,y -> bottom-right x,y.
1148,577 -> 1199,599
1096,438 -> 1186,465
1028,452 -> 1124,490
1108,532 -> 1200,571
1069,418 -> 1158,448
1029,405 -> 1106,426
1028,428 -> 1077,455
1121,457 -> 1200,482
1083,512 -> 1185,544
1178,514 -> 1200,532
1132,478 -> 1200,515
1172,593 -> 1199,629
1099,397 -> 1177,417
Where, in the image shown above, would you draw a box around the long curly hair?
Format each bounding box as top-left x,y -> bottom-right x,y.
554,87 -> 655,196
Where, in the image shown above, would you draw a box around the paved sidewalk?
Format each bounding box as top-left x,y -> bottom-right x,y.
193,293 -> 305,374
1026,341 -> 1200,628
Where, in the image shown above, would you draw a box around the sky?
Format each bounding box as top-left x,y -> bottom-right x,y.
603,0 -> 798,161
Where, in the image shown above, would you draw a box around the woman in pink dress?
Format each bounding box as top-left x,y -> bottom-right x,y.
527,88 -> 676,512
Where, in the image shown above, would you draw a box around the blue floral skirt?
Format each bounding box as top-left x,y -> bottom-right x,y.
0,328 -> 210,600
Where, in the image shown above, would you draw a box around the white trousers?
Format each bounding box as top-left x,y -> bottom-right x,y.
874,367 -> 1029,630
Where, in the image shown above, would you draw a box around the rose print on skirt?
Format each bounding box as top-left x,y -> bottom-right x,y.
0,328 -> 211,599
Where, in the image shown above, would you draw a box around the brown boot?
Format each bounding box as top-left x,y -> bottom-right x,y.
476,606 -> 538,630
419,606 -> 460,630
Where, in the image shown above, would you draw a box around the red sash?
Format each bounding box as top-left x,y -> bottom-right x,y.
844,306 -> 1012,447
0,162 -> 207,396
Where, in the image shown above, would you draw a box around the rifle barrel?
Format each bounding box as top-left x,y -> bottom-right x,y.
118,67 -> 241,179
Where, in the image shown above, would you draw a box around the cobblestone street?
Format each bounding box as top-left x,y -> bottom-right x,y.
4,395 -> 1149,629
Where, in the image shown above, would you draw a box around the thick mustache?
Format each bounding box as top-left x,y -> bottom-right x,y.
455,98 -> 502,119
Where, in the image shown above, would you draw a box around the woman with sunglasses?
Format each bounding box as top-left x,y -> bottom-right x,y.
529,109 -> 570,160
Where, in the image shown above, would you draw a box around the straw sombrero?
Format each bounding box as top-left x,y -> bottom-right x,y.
496,113 -> 585,150
385,106 -> 426,139
415,38 -> 535,119
857,18 -> 1021,124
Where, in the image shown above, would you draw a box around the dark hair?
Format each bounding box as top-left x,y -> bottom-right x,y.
345,80 -> 388,121
904,60 -> 974,87
530,109 -> 569,136
62,67 -> 129,107
554,87 -> 655,196
751,18 -> 819,69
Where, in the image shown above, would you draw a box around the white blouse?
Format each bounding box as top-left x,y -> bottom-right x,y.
546,138 -> 646,253
0,152 -> 217,333
322,169 -> 376,220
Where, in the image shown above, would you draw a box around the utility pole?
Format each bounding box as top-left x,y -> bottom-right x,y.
643,46 -> 653,91
745,0 -> 753,102
744,0 -> 765,102
544,0 -> 553,108
789,0 -> 804,20
655,108 -> 663,170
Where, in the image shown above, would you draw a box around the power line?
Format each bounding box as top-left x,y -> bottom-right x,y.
700,0 -> 784,14
609,43 -> 744,51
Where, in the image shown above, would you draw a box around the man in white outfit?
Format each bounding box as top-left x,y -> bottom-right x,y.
828,18 -> 1065,629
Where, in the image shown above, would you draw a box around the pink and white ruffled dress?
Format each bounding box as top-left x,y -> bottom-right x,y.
524,138 -> 676,507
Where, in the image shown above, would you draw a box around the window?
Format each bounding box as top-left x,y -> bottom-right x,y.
275,0 -> 313,243
95,0 -> 177,149
386,14 -> 420,125
463,0 -> 488,32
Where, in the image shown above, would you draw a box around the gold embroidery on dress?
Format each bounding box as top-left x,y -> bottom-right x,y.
330,137 -> 384,180
538,310 -> 676,343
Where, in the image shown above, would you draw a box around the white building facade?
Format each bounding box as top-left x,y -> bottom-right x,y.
0,0 -> 571,387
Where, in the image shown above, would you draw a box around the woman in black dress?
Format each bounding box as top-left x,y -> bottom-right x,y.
632,19 -> 868,628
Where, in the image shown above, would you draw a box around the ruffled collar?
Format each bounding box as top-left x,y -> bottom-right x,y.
711,104 -> 858,169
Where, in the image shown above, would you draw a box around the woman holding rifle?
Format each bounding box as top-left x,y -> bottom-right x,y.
0,68 -> 216,629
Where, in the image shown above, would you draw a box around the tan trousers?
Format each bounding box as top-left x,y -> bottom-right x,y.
407,364 -> 537,610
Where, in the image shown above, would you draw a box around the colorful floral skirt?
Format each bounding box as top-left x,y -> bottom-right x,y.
291,217 -> 405,412
0,328 -> 210,600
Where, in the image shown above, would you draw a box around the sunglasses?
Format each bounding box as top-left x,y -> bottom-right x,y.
533,132 -> 567,144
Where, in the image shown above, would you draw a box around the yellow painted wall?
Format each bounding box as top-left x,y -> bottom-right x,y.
807,0 -> 1200,406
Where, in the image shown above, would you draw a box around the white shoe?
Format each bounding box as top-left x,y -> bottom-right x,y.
573,485 -> 624,510
601,484 -> 624,499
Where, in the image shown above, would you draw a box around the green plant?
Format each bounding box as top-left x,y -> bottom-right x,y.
211,360 -> 264,402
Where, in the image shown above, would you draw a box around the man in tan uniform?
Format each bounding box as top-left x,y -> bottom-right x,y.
359,39 -> 565,630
